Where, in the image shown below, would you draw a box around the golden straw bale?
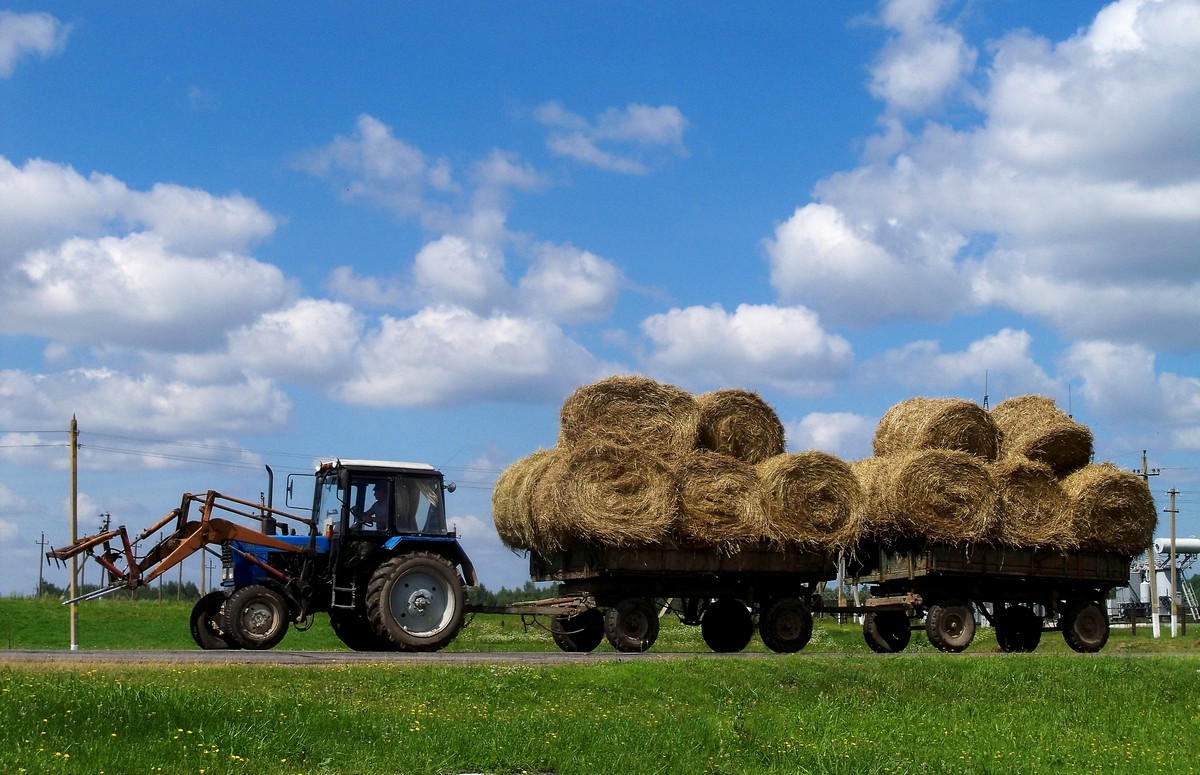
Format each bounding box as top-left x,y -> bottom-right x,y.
873,397 -> 1000,461
852,450 -> 998,546
990,458 -> 1074,549
531,440 -> 678,551
991,395 -> 1093,476
757,452 -> 864,549
676,451 -> 772,552
695,389 -> 786,464
1061,463 -> 1157,554
491,449 -> 557,551
558,375 -> 700,454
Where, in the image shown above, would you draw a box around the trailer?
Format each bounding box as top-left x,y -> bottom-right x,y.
528,542 -> 838,653
847,541 -> 1132,653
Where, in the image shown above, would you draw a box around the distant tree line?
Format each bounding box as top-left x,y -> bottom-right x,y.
36,579 -> 205,601
467,581 -> 562,607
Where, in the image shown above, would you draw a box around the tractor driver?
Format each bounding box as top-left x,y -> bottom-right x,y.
351,482 -> 390,530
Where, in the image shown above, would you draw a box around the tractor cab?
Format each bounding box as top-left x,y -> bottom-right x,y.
311,460 -> 451,539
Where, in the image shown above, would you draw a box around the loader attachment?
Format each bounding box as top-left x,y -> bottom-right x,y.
46,489 -> 316,602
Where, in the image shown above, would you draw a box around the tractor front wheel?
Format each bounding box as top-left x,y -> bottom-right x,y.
221,585 -> 290,650
366,552 -> 466,652
190,591 -> 239,650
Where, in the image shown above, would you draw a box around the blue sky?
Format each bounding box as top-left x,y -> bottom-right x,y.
1,1 -> 1198,598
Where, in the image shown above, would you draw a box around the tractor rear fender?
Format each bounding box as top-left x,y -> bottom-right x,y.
382,536 -> 477,587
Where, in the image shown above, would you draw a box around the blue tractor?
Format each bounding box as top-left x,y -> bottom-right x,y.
50,459 -> 478,652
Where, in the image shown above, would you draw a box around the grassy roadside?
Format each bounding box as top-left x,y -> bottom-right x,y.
2,656 -> 1197,775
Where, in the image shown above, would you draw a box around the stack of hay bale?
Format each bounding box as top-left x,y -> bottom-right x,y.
855,394 -> 1157,554
492,375 -> 864,556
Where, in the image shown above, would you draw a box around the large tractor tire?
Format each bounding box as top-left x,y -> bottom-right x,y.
759,598 -> 813,654
1062,601 -> 1109,653
700,598 -> 754,653
221,585 -> 290,650
995,605 -> 1042,653
551,608 -> 605,653
924,599 -> 976,652
603,598 -> 660,652
190,591 -> 239,650
862,610 -> 912,653
366,552 -> 465,652
329,609 -> 398,652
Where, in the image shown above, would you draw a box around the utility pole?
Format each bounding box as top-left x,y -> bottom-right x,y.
1167,489 -> 1178,637
1138,451 -> 1161,638
34,532 -> 48,598
69,416 -> 79,651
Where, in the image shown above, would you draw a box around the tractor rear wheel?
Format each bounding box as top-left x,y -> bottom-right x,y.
701,599 -> 754,653
863,610 -> 912,653
190,591 -> 239,650
759,598 -> 813,653
925,599 -> 976,652
1062,601 -> 1109,653
329,609 -> 398,652
222,585 -> 290,650
366,552 -> 465,652
551,608 -> 605,652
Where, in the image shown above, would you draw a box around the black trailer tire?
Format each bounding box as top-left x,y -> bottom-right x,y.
1062,601 -> 1109,653
604,598 -> 660,652
995,605 -> 1042,653
190,591 -> 239,650
700,598 -> 754,653
759,598 -> 813,653
366,552 -> 466,652
221,585 -> 289,650
329,609 -> 398,652
862,610 -> 912,653
551,608 -> 605,652
925,600 -> 976,652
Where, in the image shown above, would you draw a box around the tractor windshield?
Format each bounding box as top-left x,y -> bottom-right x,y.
339,472 -> 449,536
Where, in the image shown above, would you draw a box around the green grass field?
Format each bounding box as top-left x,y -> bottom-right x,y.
2,597 -> 1199,774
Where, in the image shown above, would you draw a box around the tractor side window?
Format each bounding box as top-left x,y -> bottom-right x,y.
316,478 -> 344,535
413,478 -> 447,535
350,479 -> 391,532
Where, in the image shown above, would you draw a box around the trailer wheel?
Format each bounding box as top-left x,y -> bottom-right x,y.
367,552 -> 465,652
701,599 -> 754,653
190,591 -> 239,650
995,605 -> 1042,653
925,599 -> 975,652
759,598 -> 813,653
222,585 -> 289,650
1062,601 -> 1109,653
604,598 -> 660,652
551,608 -> 605,652
862,610 -> 912,653
329,609 -> 398,652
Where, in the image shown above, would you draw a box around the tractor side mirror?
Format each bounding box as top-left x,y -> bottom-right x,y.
446,482 -> 456,493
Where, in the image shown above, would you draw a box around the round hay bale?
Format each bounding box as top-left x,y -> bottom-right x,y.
757,452 -> 864,550
531,440 -> 678,550
676,451 -> 772,552
873,397 -> 1000,461
991,395 -> 1093,476
695,389 -> 785,464
851,450 -> 998,546
1062,463 -> 1157,554
491,449 -> 557,551
558,375 -> 700,454
990,458 -> 1074,549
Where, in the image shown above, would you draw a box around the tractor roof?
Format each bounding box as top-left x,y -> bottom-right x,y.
319,459 -> 439,474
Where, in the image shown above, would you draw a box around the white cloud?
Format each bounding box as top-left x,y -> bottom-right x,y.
640,303 -> 853,397
785,412 -> 876,460
868,328 -> 1057,397
764,202 -> 970,325
869,0 -> 976,114
0,232 -> 291,351
413,234 -> 512,312
0,11 -> 69,78
0,368 -> 291,438
518,242 -> 622,324
339,306 -> 608,407
227,299 -> 363,384
536,101 -> 688,174
324,265 -> 408,309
